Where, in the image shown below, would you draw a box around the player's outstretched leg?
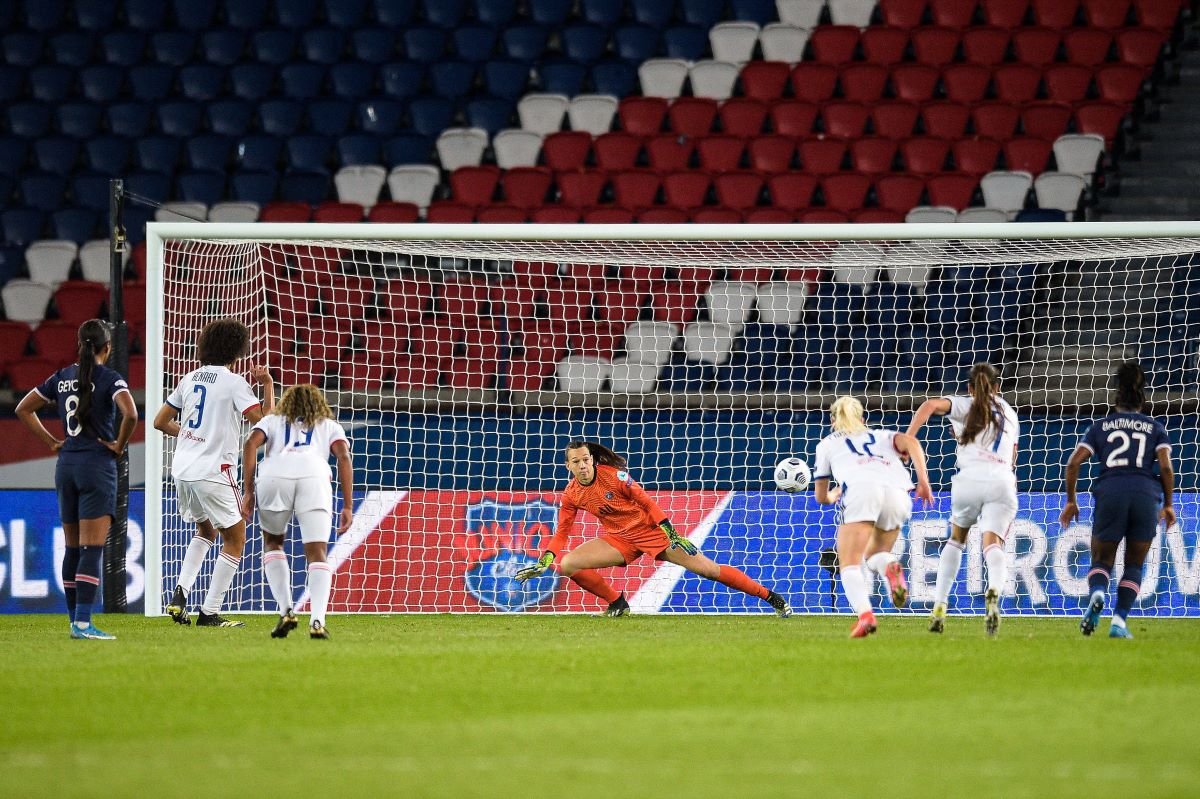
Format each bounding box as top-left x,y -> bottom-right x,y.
568,569 -> 623,614
766,590 -> 792,618
604,593 -> 630,617
1081,565 -> 1110,636
867,552 -> 907,608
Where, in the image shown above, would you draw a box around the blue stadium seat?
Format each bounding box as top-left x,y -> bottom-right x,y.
475,0 -> 518,25
307,99 -> 354,137
52,208 -> 100,244
20,173 -> 68,212
150,31 -> 197,67
281,63 -> 327,99
615,25 -> 662,62
0,244 -> 26,284
403,26 -> 447,63
350,28 -> 397,63
630,0 -> 675,28
303,28 -> 345,64
453,25 -> 499,63
591,60 -> 638,96
223,0 -> 269,29
465,96 -> 514,136
326,0 -> 370,28
663,25 -> 709,60
279,172 -> 331,204
383,133 -> 432,166
286,135 -> 334,174
337,133 -> 382,166
258,99 -> 305,136
8,102 -> 53,138
85,136 -> 133,177
429,60 -> 477,99
70,173 -> 112,211
580,0 -> 623,27
729,0 -> 777,25
330,62 -> 376,99
230,63 -> 276,101
180,64 -> 226,102
1014,208 -> 1068,222
3,32 -> 44,67
33,137 -> 80,176
408,97 -> 455,137
424,0 -> 467,27
253,29 -> 297,64
48,32 -> 96,68
483,60 -> 531,100
201,29 -> 247,65
75,0 -> 117,31
539,61 -> 587,96
659,356 -> 713,393
129,64 -> 176,102
503,25 -> 549,62
126,0 -> 168,30
681,0 -> 726,27
125,171 -> 172,204
156,102 -> 204,137
29,65 -> 74,103
123,205 -> 154,244
22,0 -> 66,33
562,24 -> 609,63
356,98 -> 405,136
173,0 -> 218,30
0,65 -> 22,103
107,103 -> 153,138
56,103 -> 104,139
372,0 -> 416,26
207,99 -> 255,136
79,65 -> 125,104
236,135 -> 284,172
529,0 -> 572,25
186,134 -> 234,172
2,208 -> 46,246
0,137 -> 29,176
100,31 -> 147,67
379,62 -> 425,98
177,171 -> 226,206
134,136 -> 183,174
276,0 -> 319,27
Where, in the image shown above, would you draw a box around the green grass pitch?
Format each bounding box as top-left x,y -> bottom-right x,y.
4,614 -> 1199,799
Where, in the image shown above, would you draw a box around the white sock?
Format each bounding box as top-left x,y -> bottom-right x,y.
840,563 -> 873,616
201,552 -> 240,615
865,551 -> 895,585
934,540 -> 965,606
1111,615 -> 1126,629
263,551 -> 292,614
177,535 -> 212,594
984,543 -> 1007,595
308,562 -> 333,626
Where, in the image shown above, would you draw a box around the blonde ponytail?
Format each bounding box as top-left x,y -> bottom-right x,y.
830,396 -> 868,435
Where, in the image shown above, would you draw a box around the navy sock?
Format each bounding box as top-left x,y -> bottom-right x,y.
1116,564 -> 1144,622
1087,564 -> 1111,599
73,546 -> 103,627
62,546 -> 80,622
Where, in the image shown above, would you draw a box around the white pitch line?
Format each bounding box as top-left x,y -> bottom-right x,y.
628,491 -> 737,614
293,489 -> 407,611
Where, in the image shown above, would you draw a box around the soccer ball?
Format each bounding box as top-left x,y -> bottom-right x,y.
774,457 -> 812,493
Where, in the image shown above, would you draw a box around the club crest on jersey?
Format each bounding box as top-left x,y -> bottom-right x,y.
605,491 -> 614,500
616,470 -> 632,484
462,498 -> 560,611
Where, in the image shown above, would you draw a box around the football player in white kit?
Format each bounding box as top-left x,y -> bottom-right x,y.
241,384 -> 354,640
814,396 -> 934,638
906,363 -> 1019,637
153,319 -> 275,628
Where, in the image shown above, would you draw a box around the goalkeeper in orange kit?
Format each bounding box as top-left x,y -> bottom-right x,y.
516,440 -> 792,617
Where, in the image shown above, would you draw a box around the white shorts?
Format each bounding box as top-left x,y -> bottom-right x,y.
256,474 -> 333,544
842,483 -> 912,530
950,474 -> 1018,538
176,474 -> 243,530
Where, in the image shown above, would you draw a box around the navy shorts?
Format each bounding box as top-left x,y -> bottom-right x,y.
1092,491 -> 1161,544
56,455 -> 117,524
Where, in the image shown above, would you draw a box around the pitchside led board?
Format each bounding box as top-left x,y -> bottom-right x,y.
4,491 -> 1199,615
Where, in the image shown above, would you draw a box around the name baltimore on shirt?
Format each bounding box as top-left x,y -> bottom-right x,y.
1100,417 -> 1156,434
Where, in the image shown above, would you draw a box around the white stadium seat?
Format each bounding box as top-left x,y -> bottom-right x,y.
682,322 -> 738,365
1,279 -> 54,325
756,282 -> 809,326
155,202 -> 208,223
24,240 -> 78,287
705,281 -> 759,328
387,165 -> 440,211
956,207 -> 1009,223
830,242 -> 881,286
776,0 -> 826,28
435,127 -> 489,172
79,239 -> 127,284
709,22 -> 761,64
567,94 -> 619,136
623,321 -> 679,366
334,164 -> 387,208
1052,133 -> 1105,185
607,358 -> 660,393
1034,172 -> 1087,220
828,0 -> 878,27
905,205 -> 958,223
517,93 -> 569,135
688,60 -> 740,100
638,59 -> 689,99
492,129 -> 543,169
555,355 -> 611,393
885,261 -> 934,291
759,23 -> 811,64
207,201 -> 260,223
980,170 -> 1034,218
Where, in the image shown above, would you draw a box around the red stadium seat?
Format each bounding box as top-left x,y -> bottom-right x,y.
313,202 -> 364,222
321,275 -> 376,319
651,288 -> 699,325
1063,28 -> 1114,66
336,356 -> 391,392
879,0 -> 929,28
993,64 -> 1042,102
851,137 -> 899,175
820,173 -> 871,212
1083,0 -> 1133,28
358,322 -> 408,373
972,102 -> 1020,139
567,320 -> 624,359
871,101 -> 920,138
925,172 -> 978,209
822,102 -> 870,138
125,355 -> 146,389
767,173 -> 818,211
636,207 -> 689,223
52,281 -> 108,326
1095,63 -> 1145,105
942,63 -> 991,102
272,280 -> 319,330
799,137 -> 848,174
122,281 -> 146,327
425,200 -> 475,222
799,209 -> 849,223
929,0 -> 977,27
1012,26 -> 1061,67
901,137 -> 951,173
874,174 -> 926,213
556,170 -> 609,207
690,207 -> 742,224
381,278 -> 431,324
450,165 -> 500,205
923,102 -> 971,138
789,63 -> 839,102
810,26 -> 861,66
0,321 -> 31,364
668,97 -> 718,136
1074,102 -> 1126,146
911,26 -> 962,67
981,0 -> 1030,27
662,172 -> 711,208
31,320 -> 77,364
861,27 -> 910,66
1021,102 -> 1072,141
770,100 -> 820,136
593,132 -> 642,170
502,167 -> 554,209
740,61 -> 790,101
393,357 -> 438,388
611,169 -> 662,208
713,171 -> 764,210
542,131 -> 593,170
1044,64 -> 1094,103
544,281 -> 592,325
952,138 -> 1002,175
596,280 -> 645,324
1031,0 -> 1080,28
696,136 -> 746,171
853,208 -> 905,223
645,134 -> 695,170
619,97 -> 668,135
718,98 -> 768,136
530,206 -> 582,223
476,204 -> 527,223
8,358 -> 61,391
584,207 -> 636,223
261,201 -> 312,222
840,64 -> 889,103
892,64 -> 940,101
1115,27 -> 1167,69
748,136 -> 797,172
367,201 -> 419,222
1004,137 -> 1053,173
305,317 -> 353,362
1134,0 -> 1182,29
491,283 -> 537,323
962,26 -> 1010,65
743,208 -> 793,223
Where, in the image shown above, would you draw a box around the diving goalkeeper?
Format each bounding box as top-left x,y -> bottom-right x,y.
516,440 -> 792,617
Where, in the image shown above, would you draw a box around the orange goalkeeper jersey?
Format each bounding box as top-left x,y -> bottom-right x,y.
544,464 -> 668,558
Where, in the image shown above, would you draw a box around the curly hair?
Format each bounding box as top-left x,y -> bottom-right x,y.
275,384 -> 334,428
565,440 -> 627,469
196,318 -> 250,366
75,319 -> 112,434
1113,361 -> 1147,412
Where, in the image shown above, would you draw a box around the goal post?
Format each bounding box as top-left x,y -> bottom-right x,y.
143,221 -> 1200,617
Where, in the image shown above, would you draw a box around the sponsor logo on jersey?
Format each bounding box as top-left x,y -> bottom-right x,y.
462,498 -> 560,611
605,491 -> 614,500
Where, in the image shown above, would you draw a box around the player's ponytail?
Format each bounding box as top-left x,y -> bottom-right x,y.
75,319 -> 111,435
830,396 -> 868,435
275,383 -> 333,428
960,362 -> 1000,446
1113,361 -> 1147,412
566,440 -> 628,469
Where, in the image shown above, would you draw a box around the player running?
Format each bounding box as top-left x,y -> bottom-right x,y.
814,396 -> 933,638
514,440 -> 792,617
152,318 -> 274,628
1061,361 -> 1175,639
16,319 -> 137,640
241,384 -> 353,640
906,363 -> 1020,637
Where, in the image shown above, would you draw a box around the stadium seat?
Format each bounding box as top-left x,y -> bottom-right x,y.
23,240 -> 76,287
1063,28 -> 1114,67
334,165 -> 387,208
926,172 -> 978,209
638,59 -> 689,98
8,102 -> 53,139
30,64 -> 74,104
367,201 -> 419,223
1134,0 -> 1182,29
568,95 -> 619,136
260,201 -> 311,222
710,21 -> 761,63
591,60 -> 640,98
913,26 -> 962,67
403,26 -> 446,63
517,94 -> 569,135
1033,172 -> 1086,219
540,61 -> 587,96
972,102 -> 1020,140
541,131 -> 591,171
730,0 -> 779,25
957,206 -> 1008,222
952,138 -> 1002,175
476,205 -> 525,222
607,360 -> 661,393
502,23 -> 549,62
670,98 -> 718,136
493,130 -> 542,169
593,132 -> 641,170
760,23 -> 809,63
875,174 -> 927,213
820,174 -> 871,213
229,63 -> 276,101
1012,26 -> 1062,67
387,165 -> 440,210
502,167 -> 554,210
32,138 -> 79,177
383,133 -> 433,167
1032,0 -> 1080,28
20,174 -> 67,215
748,137 -> 797,172
841,64 -> 889,102
52,280 -> 108,326
556,171 -> 608,207
176,173 -> 225,206
718,99 -> 768,138
1044,64 -> 1094,104
1004,137 -> 1053,174
823,102 -> 871,138
768,173 -> 818,211
337,133 -> 383,167
810,26 -> 860,64
555,355 -> 612,392
465,97 -> 516,136
208,202 -> 260,222
901,137 -> 951,174
1053,133 -> 1105,183
1,279 -> 54,325
790,63 -> 839,103
436,128 -> 488,172
231,171 -> 279,206
1074,102 -> 1127,148
980,170 -> 1034,217
51,209 -> 99,245
906,205 -> 958,222
798,138 -> 848,175
777,0 -> 826,27
851,137 -> 899,175
619,97 -> 668,136
1022,103 -> 1072,141
892,64 -> 940,101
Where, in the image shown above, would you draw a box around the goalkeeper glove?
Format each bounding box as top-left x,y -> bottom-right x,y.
661,520 -> 698,556
515,552 -> 555,583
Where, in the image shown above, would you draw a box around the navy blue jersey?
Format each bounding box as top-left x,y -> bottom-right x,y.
34,363 -> 130,457
1080,411 -> 1171,499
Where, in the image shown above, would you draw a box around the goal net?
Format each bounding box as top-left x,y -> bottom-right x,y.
143,222 -> 1200,617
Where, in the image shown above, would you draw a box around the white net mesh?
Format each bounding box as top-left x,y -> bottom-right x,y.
148,227 -> 1200,616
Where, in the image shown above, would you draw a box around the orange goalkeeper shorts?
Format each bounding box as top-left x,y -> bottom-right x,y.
601,526 -> 671,565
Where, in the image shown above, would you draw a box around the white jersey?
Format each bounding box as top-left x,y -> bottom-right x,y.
167,365 -> 261,482
944,395 -> 1019,478
252,414 -> 348,481
814,428 -> 914,493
